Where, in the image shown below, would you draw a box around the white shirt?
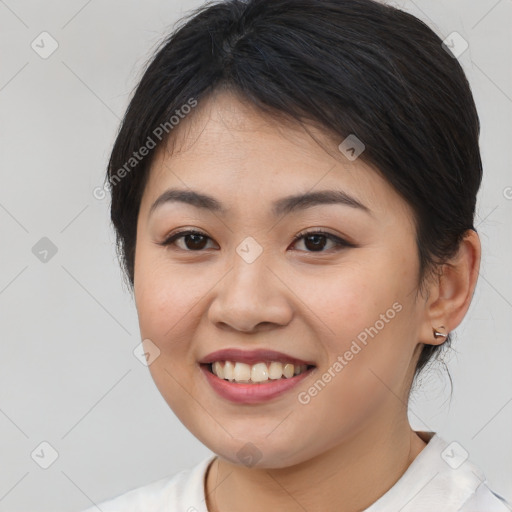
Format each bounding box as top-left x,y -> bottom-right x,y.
80,432 -> 511,511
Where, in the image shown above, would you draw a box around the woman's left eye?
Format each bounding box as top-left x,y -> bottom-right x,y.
159,229 -> 352,253
290,230 -> 353,252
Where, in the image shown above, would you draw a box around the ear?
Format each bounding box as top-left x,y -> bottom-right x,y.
419,229 -> 481,345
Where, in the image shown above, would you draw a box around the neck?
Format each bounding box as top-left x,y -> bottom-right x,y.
205,421 -> 427,512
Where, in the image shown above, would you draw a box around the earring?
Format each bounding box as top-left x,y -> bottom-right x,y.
432,325 -> 448,340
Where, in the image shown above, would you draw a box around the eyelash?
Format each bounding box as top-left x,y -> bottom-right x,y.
159,229 -> 353,253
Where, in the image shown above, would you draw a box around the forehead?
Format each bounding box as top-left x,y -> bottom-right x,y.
140,90 -> 412,222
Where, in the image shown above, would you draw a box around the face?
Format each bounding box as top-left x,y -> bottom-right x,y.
133,90 -> 428,468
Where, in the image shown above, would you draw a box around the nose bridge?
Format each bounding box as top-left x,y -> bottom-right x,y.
227,234 -> 272,303
235,234 -> 266,266
208,235 -> 293,331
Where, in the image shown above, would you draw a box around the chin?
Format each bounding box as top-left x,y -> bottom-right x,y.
203,433 -> 310,469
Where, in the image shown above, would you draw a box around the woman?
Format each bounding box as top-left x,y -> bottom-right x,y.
82,0 -> 511,510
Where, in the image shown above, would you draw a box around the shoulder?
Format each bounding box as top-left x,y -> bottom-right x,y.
459,484 -> 512,512
78,454 -> 215,512
364,432 -> 512,512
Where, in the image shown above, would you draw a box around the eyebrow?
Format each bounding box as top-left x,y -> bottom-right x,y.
148,188 -> 372,218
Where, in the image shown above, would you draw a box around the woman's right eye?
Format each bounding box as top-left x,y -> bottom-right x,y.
159,230 -> 218,251
159,228 -> 353,253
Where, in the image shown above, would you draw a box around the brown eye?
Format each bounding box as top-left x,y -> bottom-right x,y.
160,230 -> 217,251
291,230 -> 353,253
302,233 -> 329,251
159,229 -> 352,253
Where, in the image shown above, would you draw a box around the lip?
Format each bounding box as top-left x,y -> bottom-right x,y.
198,348 -> 315,366
199,363 -> 316,404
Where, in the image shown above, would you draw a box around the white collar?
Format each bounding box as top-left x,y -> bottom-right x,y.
180,431 -> 489,512
363,431 -> 487,511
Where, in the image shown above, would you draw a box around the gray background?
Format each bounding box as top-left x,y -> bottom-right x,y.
0,0 -> 511,510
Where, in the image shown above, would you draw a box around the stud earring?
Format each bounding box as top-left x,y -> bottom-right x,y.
432,325 -> 448,340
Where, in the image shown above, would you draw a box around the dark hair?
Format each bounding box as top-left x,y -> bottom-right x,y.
104,0 -> 482,377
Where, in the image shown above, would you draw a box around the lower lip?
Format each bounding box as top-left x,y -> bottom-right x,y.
200,364 -> 315,404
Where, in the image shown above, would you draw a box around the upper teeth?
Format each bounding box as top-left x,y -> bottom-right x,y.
211,361 -> 309,383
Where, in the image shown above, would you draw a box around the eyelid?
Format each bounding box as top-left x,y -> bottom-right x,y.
158,228 -> 213,248
158,228 -> 355,252
290,228 -> 354,249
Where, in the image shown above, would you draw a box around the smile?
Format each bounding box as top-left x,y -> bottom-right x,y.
209,360 -> 312,383
199,363 -> 316,404
198,348 -> 316,403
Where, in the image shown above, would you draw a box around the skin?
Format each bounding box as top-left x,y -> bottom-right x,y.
133,89 -> 481,512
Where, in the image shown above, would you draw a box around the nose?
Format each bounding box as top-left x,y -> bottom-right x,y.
207,249 -> 294,334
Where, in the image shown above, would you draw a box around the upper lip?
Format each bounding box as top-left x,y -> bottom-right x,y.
199,348 -> 316,367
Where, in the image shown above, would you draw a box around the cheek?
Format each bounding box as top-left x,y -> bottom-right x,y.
302,263 -> 395,337
307,256 -> 419,382
134,260 -> 203,413
134,245 -> 204,341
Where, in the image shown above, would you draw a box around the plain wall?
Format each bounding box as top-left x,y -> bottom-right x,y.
0,1 -> 511,510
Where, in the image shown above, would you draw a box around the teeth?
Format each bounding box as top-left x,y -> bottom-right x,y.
210,361 -> 310,383
212,361 -> 224,379
268,361 -> 283,380
233,362 -> 251,382
283,363 -> 294,378
251,362 -> 269,382
223,361 -> 235,381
